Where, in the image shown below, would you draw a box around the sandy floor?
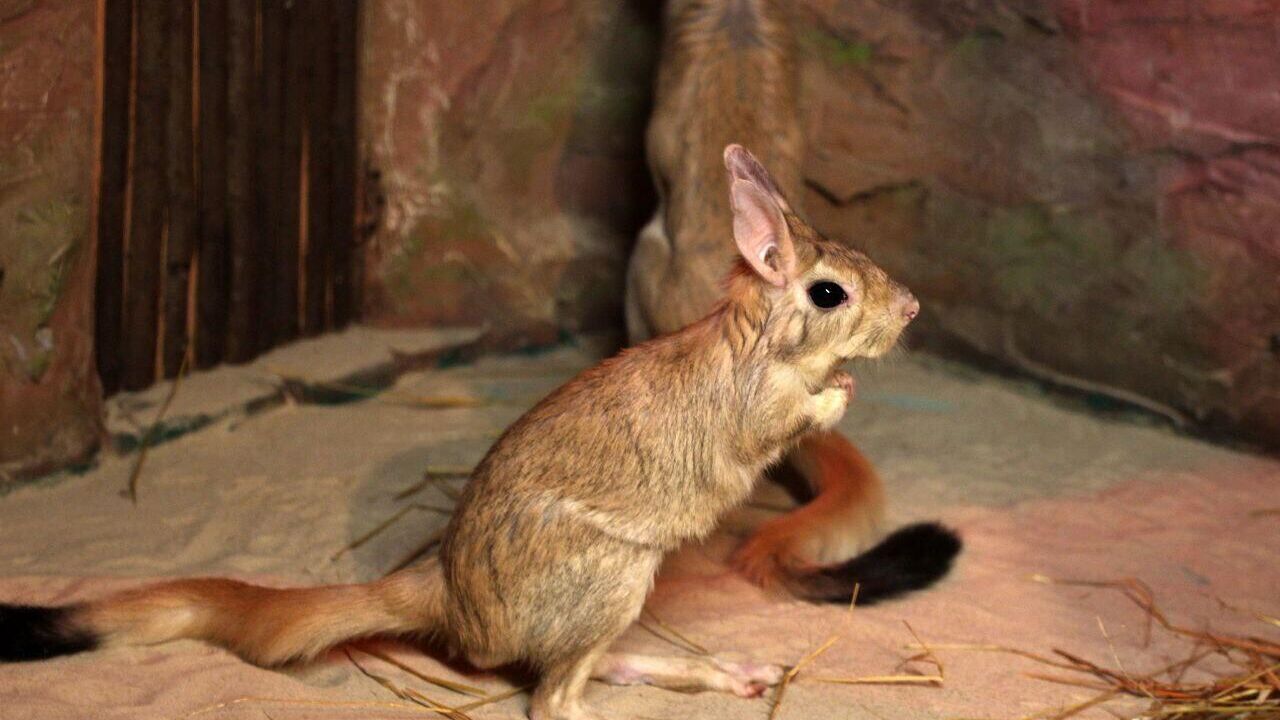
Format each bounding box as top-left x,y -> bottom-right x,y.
0,330 -> 1276,720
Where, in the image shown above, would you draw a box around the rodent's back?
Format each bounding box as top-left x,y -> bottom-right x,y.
461,332 -> 737,532
438,327 -> 745,661
644,0 -> 803,333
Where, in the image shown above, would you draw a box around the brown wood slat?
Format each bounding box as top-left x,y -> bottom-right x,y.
195,0 -> 229,369
329,0 -> 359,328
257,0 -> 289,349
303,0 -> 335,335
122,1 -> 171,390
94,0 -> 133,394
277,0 -> 306,341
97,0 -> 362,386
224,0 -> 257,362
162,0 -> 197,377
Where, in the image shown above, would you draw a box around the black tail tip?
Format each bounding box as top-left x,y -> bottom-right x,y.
0,603 -> 98,662
791,522 -> 963,606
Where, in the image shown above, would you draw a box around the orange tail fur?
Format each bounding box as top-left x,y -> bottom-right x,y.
735,431 -> 885,582
0,559 -> 446,665
734,432 -> 961,604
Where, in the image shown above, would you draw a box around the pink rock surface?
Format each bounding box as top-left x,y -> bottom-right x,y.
0,0 -> 102,481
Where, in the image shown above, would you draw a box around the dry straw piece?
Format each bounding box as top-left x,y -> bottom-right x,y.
330,503 -> 453,561
345,649 -> 472,720
394,468 -> 473,502
124,351 -> 190,503
638,608 -> 710,656
767,584 -> 946,720
927,575 -> 1279,720
810,620 -> 946,690
386,526 -> 449,575
269,369 -> 487,410
768,635 -> 841,720
359,647 -> 489,698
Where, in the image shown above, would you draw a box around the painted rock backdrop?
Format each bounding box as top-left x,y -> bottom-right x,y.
794,0 -> 1279,447
358,0 -> 658,347
362,0 -> 1279,448
0,0 -> 101,480
1,0 -> 1277,482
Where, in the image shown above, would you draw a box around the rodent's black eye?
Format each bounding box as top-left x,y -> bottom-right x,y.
807,281 -> 847,309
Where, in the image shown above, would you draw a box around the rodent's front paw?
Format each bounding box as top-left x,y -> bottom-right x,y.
828,370 -> 855,399
809,372 -> 853,428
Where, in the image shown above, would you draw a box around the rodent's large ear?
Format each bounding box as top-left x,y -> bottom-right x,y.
728,174 -> 796,288
723,144 -> 793,213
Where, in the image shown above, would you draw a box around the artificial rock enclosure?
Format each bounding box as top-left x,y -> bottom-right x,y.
2,0 -> 1278,483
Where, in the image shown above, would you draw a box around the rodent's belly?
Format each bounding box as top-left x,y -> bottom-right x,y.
442,502 -> 663,663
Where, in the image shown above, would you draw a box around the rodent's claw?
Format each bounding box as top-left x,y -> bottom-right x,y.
829,370 -> 855,398
711,658 -> 786,697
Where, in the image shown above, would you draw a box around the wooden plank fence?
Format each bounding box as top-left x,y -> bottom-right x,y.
95,0 -> 361,393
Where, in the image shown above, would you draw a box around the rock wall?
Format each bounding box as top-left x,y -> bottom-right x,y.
4,0 -> 1276,482
361,0 -> 1278,447
0,0 -> 102,480
796,0 -> 1279,447
358,0 -> 658,348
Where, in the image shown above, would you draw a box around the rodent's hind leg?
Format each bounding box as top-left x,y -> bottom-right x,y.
530,642 -> 612,720
592,652 -> 784,698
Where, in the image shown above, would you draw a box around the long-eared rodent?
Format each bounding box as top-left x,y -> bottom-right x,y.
627,0 -> 936,598
0,146 -> 956,720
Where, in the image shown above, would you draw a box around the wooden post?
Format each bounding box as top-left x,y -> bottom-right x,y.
196,0 -> 229,369
224,0 -> 257,362
162,0 -> 196,377
257,0 -> 289,349
278,0 -> 307,341
94,0 -> 133,394
122,1 -> 171,390
329,0 -> 359,328
303,0 -> 334,335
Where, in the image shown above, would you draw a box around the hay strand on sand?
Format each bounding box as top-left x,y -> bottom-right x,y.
455,685 -> 533,712
360,648 -> 488,698
1216,597 -> 1280,631
184,696 -> 421,717
901,620 -> 945,682
812,674 -> 943,686
268,369 -> 486,410
124,351 -> 190,503
938,576 -> 1280,719
345,649 -> 471,720
394,468 -> 473,501
638,609 -> 709,655
1029,575 -> 1280,658
330,504 -> 452,561
817,620 -> 945,689
1040,690 -> 1122,720
768,635 -> 840,720
386,526 -> 448,574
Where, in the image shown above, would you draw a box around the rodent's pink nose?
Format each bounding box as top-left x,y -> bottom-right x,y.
898,291 -> 920,323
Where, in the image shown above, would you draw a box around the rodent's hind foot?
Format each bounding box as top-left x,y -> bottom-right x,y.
710,656 -> 786,697
592,652 -> 783,698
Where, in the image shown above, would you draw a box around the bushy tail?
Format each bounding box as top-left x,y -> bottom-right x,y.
782,522 -> 962,605
735,432 -> 961,605
0,559 -> 447,665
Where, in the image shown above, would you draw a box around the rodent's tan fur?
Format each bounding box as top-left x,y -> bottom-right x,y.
625,0 -> 888,588
34,145 -> 915,720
